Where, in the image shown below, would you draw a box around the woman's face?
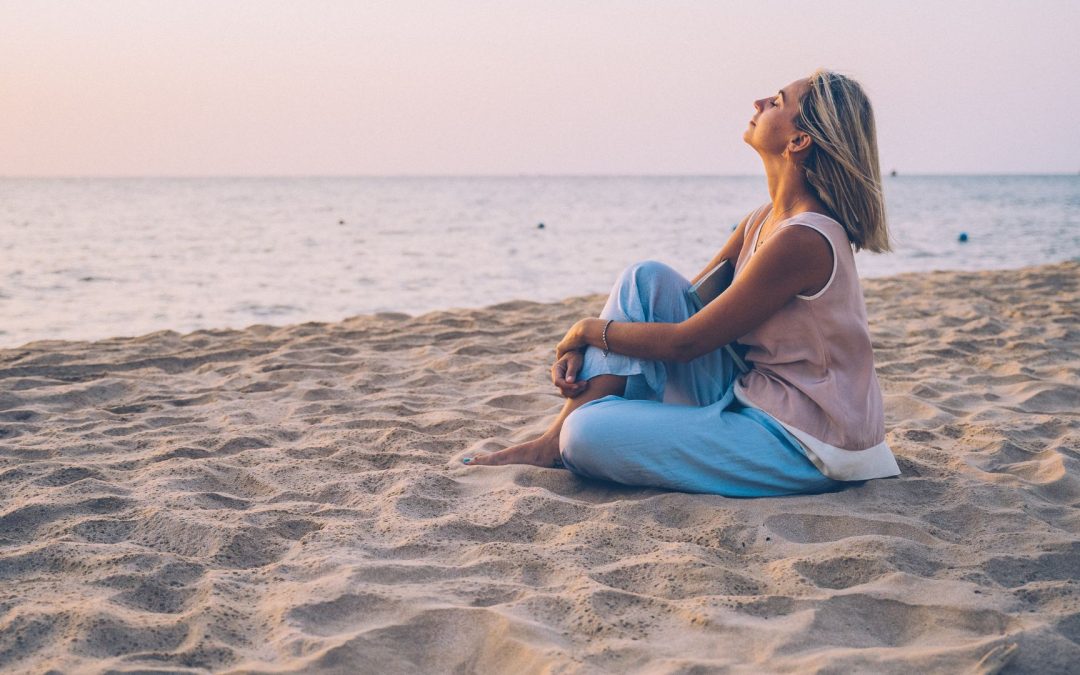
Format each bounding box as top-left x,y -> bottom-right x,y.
743,77 -> 811,156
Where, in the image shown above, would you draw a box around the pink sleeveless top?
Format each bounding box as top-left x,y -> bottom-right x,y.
732,207 -> 900,481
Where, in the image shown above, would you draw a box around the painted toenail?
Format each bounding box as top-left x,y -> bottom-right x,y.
462,457 -> 473,464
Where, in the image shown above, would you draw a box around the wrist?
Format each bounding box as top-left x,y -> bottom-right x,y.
574,319 -> 593,347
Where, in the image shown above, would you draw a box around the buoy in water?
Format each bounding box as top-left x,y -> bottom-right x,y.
958,232 -> 969,242
338,219 -> 345,225
537,222 -> 545,229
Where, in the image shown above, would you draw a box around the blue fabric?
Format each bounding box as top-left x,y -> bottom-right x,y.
559,260 -> 848,498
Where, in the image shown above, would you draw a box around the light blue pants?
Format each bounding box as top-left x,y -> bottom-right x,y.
558,260 -> 850,498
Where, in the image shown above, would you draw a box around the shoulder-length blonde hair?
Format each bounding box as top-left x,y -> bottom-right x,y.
795,69 -> 891,253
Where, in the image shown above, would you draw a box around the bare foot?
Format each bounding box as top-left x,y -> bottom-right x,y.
463,433 -> 563,468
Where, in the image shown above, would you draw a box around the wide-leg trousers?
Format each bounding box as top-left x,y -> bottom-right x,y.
558,260 -> 848,498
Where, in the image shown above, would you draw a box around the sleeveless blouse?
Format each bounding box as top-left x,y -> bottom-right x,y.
731,207 -> 901,481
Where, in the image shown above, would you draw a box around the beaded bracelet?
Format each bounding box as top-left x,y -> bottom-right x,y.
601,319 -> 614,356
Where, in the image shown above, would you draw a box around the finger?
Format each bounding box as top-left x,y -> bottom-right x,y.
555,373 -> 583,391
552,362 -> 567,385
557,376 -> 585,393
566,358 -> 580,383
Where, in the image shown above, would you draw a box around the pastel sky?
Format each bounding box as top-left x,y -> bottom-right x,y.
2,0 -> 1077,176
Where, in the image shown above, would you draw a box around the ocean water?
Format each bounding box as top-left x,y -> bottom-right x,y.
2,175 -> 1078,348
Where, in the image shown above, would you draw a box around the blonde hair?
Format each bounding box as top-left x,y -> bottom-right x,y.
795,68 -> 891,253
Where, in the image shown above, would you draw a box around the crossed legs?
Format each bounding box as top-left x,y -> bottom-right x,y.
465,261 -> 697,468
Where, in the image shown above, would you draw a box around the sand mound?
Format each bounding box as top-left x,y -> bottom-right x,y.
1,261 -> 1077,672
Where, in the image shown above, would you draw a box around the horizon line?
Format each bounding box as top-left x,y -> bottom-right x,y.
1,171 -> 1078,180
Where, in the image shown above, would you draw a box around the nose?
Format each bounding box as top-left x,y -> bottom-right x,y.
753,98 -> 766,113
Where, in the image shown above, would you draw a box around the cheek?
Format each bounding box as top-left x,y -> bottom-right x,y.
759,114 -> 793,139
755,117 -> 780,138
755,120 -> 790,152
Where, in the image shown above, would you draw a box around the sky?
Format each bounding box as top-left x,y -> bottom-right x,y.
2,0 -> 1078,176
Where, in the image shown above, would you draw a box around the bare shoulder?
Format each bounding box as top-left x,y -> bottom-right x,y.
776,221 -> 832,247
760,225 -> 834,296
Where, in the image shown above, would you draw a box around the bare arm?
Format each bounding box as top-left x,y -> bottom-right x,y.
689,203 -> 770,285
557,224 -> 834,363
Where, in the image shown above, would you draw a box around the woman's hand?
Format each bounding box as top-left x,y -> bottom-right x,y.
555,319 -> 594,359
552,349 -> 587,398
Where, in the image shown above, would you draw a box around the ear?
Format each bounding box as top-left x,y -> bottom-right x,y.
787,132 -> 813,155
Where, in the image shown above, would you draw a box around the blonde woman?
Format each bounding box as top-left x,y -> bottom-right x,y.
464,69 -> 901,497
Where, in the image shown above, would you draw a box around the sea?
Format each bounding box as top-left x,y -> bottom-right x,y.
2,175 -> 1078,348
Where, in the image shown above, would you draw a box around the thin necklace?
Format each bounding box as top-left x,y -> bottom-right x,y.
755,204 -> 800,252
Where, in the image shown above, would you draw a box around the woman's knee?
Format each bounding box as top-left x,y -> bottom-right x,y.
611,260 -> 690,322
619,260 -> 682,291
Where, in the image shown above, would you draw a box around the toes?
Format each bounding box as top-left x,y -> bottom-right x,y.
464,450 -> 506,466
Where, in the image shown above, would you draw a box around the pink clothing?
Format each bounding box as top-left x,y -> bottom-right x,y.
731,207 -> 900,481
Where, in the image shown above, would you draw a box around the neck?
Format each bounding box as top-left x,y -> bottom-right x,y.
762,156 -> 822,216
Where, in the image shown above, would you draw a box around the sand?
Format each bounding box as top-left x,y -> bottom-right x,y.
1,260 -> 1078,674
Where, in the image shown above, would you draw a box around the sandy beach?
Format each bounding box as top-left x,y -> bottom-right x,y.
1,260 -> 1077,673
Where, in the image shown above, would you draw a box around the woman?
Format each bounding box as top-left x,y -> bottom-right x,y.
463,69 -> 902,497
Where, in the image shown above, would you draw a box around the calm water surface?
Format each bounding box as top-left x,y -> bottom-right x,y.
2,175 -> 1078,347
